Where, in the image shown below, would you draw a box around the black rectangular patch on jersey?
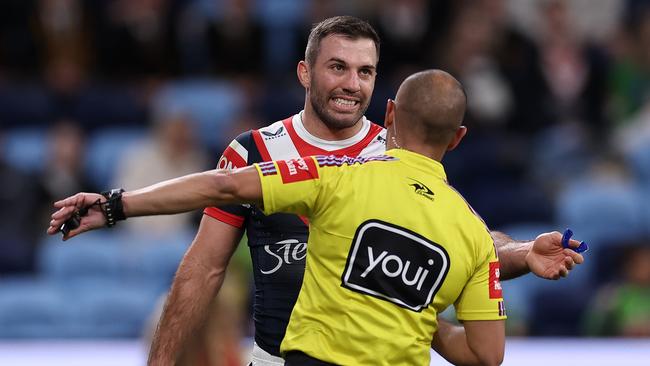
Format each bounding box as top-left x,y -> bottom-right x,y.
341,220 -> 450,312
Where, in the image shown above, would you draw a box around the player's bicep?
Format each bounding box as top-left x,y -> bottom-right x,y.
190,215 -> 245,270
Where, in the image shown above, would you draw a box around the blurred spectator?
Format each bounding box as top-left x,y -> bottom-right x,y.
534,0 -> 609,137
206,0 -> 264,78
375,0 -> 436,75
33,0 -> 92,77
584,243 -> 650,337
176,0 -> 264,79
114,111 -> 207,234
0,133 -> 40,273
0,0 -> 40,78
31,0 -> 92,121
608,0 -> 650,127
35,120 -> 96,228
432,0 -> 554,228
92,0 -> 180,80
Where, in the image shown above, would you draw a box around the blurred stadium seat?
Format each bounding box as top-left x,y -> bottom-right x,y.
74,282 -> 160,338
120,231 -> 193,292
2,128 -> 48,173
0,231 -> 189,339
0,281 -> 71,338
528,285 -> 593,336
151,80 -> 243,150
38,232 -> 122,281
84,127 -> 147,189
73,85 -> 146,129
555,179 -> 646,245
0,84 -> 52,127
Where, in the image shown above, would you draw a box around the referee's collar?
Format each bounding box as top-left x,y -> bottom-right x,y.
386,149 -> 447,181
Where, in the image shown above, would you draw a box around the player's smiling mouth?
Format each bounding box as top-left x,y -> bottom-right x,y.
331,97 -> 359,111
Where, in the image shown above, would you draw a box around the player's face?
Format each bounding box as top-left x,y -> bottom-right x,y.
308,35 -> 377,130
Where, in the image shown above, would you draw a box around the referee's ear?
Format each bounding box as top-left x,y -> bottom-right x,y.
446,126 -> 467,152
384,99 -> 395,128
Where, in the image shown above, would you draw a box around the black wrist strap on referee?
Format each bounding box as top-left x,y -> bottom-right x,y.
100,188 -> 126,227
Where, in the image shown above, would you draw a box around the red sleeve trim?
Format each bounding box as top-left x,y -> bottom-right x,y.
203,207 -> 245,228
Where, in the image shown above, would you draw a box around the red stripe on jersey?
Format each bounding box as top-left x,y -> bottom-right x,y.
203,207 -> 245,228
217,145 -> 247,170
283,118 -> 384,158
252,129 -> 273,161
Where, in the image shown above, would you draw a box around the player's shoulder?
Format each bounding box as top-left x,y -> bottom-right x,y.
229,118 -> 286,145
217,118 -> 285,168
256,119 -> 288,138
357,119 -> 387,156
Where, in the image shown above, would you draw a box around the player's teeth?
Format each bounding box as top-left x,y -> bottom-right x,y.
334,98 -> 355,106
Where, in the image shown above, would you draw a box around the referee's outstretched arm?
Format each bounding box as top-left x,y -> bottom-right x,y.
47,165 -> 263,240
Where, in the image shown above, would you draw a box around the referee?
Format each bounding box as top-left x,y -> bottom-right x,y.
52,70 -> 505,365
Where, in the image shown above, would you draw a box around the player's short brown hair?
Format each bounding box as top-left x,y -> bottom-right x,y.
304,16 -> 380,67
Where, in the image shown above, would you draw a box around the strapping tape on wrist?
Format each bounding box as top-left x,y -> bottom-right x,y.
100,188 -> 126,227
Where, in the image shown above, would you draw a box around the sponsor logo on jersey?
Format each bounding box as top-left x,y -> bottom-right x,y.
489,261 -> 502,299
342,220 -> 450,312
260,126 -> 286,139
315,154 -> 397,167
259,239 -> 307,275
409,178 -> 434,201
277,157 -> 319,183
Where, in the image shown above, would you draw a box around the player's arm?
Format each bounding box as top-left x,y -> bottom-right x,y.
491,231 -> 584,280
432,318 -> 505,366
148,217 -> 243,366
47,167 -> 262,239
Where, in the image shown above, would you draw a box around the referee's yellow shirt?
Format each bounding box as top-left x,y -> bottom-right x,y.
255,149 -> 506,366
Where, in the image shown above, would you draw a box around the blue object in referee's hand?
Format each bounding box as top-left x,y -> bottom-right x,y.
561,229 -> 589,253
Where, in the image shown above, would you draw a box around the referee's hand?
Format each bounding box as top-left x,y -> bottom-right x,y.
47,192 -> 107,240
526,231 -> 585,280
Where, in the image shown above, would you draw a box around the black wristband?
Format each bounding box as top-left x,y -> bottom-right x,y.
100,188 -> 126,227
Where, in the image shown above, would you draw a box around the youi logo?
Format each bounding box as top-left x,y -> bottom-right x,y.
342,220 -> 450,312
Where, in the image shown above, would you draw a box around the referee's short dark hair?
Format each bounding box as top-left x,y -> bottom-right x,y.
304,16 -> 380,67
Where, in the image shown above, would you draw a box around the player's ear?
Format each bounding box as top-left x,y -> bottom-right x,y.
446,126 -> 467,151
297,61 -> 310,89
384,99 -> 395,128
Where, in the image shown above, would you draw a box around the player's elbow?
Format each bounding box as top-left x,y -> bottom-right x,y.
471,343 -> 504,366
208,170 -> 238,203
480,349 -> 504,366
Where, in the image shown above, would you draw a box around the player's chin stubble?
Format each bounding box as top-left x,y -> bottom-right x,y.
309,92 -> 367,131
